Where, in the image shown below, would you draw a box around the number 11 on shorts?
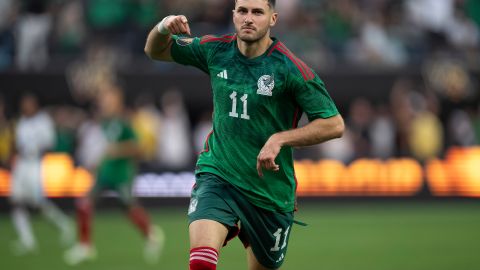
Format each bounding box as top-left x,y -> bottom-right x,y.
270,226 -> 290,251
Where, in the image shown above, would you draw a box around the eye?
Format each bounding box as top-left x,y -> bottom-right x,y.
253,10 -> 264,15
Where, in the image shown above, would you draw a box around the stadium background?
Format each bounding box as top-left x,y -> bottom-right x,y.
1,0 -> 480,269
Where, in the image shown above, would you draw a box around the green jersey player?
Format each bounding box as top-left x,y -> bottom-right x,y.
145,0 -> 344,269
64,85 -> 164,266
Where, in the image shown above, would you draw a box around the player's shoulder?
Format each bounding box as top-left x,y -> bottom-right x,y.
198,33 -> 236,45
268,41 -> 316,82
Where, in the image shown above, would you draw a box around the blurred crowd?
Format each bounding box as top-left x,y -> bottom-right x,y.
307,76 -> 480,163
0,0 -> 479,71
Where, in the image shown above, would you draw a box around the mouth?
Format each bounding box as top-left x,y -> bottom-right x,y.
241,26 -> 256,31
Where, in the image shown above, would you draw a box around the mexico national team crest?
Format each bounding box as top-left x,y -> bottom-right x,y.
256,75 -> 274,96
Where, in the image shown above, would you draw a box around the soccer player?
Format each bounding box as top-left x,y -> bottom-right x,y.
10,93 -> 73,255
64,84 -> 164,265
145,0 -> 344,269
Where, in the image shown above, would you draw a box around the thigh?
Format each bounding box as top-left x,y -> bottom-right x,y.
10,161 -> 44,206
114,181 -> 136,206
188,173 -> 239,228
189,219 -> 229,251
87,177 -> 109,201
10,163 -> 26,204
235,196 -> 294,269
188,173 -> 240,249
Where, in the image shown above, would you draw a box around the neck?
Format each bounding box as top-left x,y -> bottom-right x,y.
237,33 -> 273,59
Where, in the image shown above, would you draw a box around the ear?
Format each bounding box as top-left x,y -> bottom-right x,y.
270,12 -> 278,27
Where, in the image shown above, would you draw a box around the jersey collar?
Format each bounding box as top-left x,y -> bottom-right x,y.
234,37 -> 278,65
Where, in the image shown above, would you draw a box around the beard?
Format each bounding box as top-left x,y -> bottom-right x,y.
236,26 -> 269,43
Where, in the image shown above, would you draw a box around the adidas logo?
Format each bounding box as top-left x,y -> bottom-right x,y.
217,70 -> 228,79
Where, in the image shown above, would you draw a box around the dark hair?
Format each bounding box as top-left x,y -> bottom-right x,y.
235,0 -> 276,8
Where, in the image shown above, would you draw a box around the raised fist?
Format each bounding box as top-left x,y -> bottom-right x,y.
163,15 -> 191,35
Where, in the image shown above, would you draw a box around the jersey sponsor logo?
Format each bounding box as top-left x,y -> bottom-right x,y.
256,75 -> 275,96
176,37 -> 193,46
188,198 -> 198,214
217,69 -> 228,79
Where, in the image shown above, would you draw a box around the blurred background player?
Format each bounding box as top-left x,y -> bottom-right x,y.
64,82 -> 165,265
10,93 -> 73,255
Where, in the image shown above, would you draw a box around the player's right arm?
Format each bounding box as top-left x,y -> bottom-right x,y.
144,15 -> 191,61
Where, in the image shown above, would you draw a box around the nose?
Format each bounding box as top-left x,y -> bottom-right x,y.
244,13 -> 253,24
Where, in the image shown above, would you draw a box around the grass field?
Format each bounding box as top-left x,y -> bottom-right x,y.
1,200 -> 480,270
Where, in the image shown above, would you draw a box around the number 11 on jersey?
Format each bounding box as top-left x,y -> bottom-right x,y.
229,91 -> 250,120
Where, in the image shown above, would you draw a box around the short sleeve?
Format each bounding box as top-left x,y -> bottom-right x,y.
290,73 -> 339,121
170,35 -> 210,74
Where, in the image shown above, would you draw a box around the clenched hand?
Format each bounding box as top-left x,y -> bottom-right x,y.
164,15 -> 191,36
256,135 -> 282,178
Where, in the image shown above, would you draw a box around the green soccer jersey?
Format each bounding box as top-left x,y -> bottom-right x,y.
96,118 -> 137,186
171,34 -> 339,212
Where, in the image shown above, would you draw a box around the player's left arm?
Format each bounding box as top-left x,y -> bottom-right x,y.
257,72 -> 344,177
256,115 -> 344,177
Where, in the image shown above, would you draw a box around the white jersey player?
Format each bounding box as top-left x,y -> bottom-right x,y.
10,93 -> 72,255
